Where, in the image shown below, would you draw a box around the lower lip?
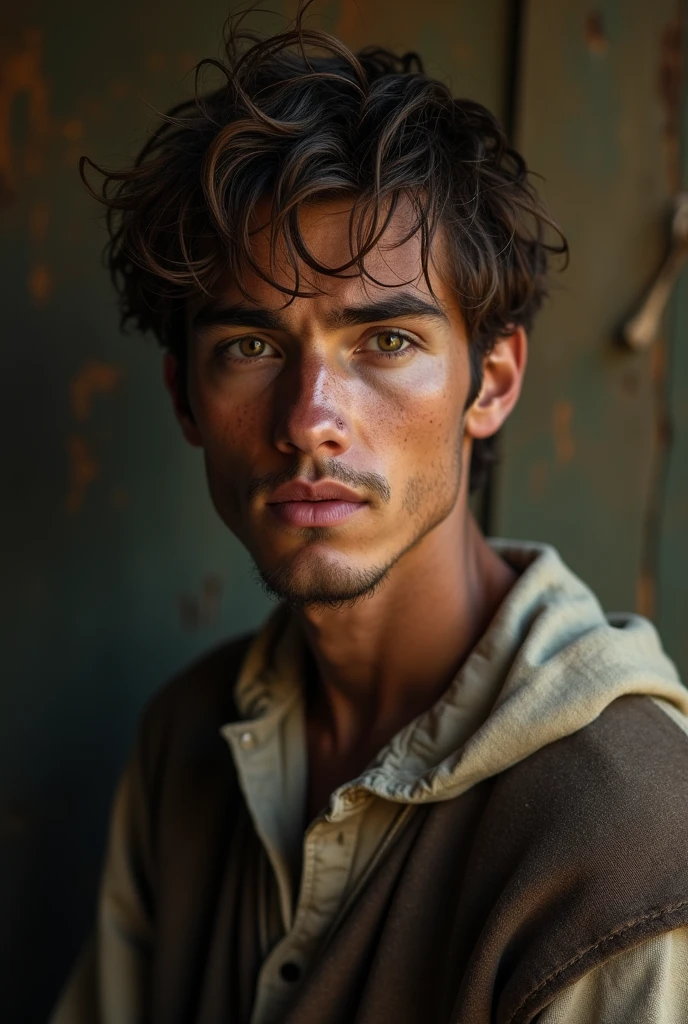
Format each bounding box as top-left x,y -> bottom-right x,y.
268,500 -> 367,527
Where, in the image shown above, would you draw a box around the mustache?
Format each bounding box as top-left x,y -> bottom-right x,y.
247,459 -> 391,504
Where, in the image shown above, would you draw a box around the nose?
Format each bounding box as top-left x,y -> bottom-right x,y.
273,356 -> 351,458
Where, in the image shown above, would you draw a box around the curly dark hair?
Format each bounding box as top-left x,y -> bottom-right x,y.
80,6 -> 566,491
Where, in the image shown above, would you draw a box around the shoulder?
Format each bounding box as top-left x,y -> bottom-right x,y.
134,631 -> 256,786
485,696 -> 688,1022
490,695 -> 688,897
498,695 -> 688,833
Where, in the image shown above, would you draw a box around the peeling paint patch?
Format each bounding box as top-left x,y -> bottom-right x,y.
636,572 -> 656,619
584,12 -> 609,56
65,434 -> 100,513
0,27 -> 50,199
70,362 -> 122,422
659,14 -> 683,195
553,401 -> 575,464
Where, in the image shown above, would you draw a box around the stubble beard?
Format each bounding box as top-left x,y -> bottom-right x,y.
252,439 -> 464,612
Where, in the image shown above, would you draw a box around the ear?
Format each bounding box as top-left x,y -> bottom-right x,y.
464,326 -> 528,440
163,352 -> 203,447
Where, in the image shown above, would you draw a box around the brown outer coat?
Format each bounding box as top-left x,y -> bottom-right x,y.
131,635 -> 688,1024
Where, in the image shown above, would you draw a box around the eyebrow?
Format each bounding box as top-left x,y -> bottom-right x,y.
192,304 -> 284,331
192,294 -> 450,332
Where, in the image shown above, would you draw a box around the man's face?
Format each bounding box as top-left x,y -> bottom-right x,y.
181,199 -> 475,608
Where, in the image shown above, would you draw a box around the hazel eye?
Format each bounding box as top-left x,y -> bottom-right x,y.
218,336 -> 278,362
368,330 -> 412,354
236,337 -> 268,357
381,333 -> 403,352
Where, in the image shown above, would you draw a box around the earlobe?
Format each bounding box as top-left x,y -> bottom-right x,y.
464,327 -> 528,441
163,352 -> 203,448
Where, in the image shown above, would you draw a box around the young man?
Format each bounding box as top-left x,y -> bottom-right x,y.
52,16 -> 688,1024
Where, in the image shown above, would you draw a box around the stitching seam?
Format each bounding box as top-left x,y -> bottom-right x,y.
511,897 -> 688,1020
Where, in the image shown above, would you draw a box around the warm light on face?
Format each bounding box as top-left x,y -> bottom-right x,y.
181,199 -> 478,608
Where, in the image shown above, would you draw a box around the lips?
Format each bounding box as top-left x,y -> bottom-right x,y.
266,479 -> 368,527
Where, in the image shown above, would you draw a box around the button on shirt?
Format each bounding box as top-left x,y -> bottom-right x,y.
221,587 -> 566,1024
222,607 -> 407,1024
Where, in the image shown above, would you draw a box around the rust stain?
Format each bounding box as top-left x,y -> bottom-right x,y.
335,0 -> 364,45
584,12 -> 609,55
0,27 -> 50,199
70,362 -> 122,422
553,401 -> 575,464
635,16 -> 684,629
659,15 -> 683,195
179,574 -> 223,629
451,42 -> 473,62
636,572 -> 656,619
28,262 -> 53,304
64,364 -> 122,513
62,118 -> 83,142
65,434 -> 100,513
203,573 -> 223,610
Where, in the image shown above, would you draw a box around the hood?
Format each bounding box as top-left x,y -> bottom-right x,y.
331,540 -> 688,813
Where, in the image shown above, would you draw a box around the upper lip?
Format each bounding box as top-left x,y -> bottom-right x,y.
266,480 -> 367,503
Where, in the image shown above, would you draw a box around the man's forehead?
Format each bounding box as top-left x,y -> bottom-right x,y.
192,198 -> 452,319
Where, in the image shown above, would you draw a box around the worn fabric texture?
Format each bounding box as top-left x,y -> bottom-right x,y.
50,542 -> 688,1023
276,697 -> 688,1024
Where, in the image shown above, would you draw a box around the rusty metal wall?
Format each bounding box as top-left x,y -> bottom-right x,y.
658,26 -> 688,679
0,1 -> 511,1018
495,0 -> 687,678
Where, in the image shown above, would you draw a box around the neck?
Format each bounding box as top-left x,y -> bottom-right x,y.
298,506 -> 516,763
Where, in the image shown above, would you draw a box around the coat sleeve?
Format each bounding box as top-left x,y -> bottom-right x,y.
536,928 -> 688,1024
48,752 -> 155,1024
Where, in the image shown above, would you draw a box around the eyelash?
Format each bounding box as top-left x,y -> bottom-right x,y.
217,330 -> 417,363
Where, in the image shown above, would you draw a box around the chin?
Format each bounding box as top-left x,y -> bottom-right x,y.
252,546 -> 392,610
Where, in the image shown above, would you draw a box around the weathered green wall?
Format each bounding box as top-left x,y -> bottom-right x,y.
495,0 -> 687,678
3,2 -> 686,1019
658,53 -> 688,677
0,2 -> 510,1018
